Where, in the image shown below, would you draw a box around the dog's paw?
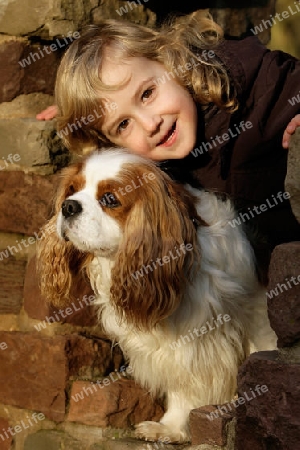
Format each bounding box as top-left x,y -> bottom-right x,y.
135,421 -> 188,443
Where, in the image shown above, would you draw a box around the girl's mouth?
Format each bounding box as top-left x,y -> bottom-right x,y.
157,122 -> 177,147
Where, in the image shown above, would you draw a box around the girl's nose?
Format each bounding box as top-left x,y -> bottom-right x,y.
139,113 -> 163,135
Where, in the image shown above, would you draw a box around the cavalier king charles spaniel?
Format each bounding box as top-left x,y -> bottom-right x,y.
37,148 -> 276,443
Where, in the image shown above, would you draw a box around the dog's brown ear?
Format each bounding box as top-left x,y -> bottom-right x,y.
36,215 -> 92,308
110,166 -> 201,330
36,161 -> 90,309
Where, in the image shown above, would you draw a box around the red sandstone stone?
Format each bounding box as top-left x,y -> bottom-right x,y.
20,44 -> 62,96
267,242 -> 300,347
0,332 -> 124,422
0,253 -> 26,314
189,404 -> 234,446
0,171 -> 58,235
0,417 -> 12,450
0,332 -> 67,421
0,40 -> 25,103
236,351 -> 300,450
66,335 -> 124,378
67,379 -> 163,428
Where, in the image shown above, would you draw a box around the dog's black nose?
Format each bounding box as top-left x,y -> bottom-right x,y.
62,199 -> 82,218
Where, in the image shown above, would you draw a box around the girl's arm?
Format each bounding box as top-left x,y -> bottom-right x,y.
36,105 -> 58,120
282,114 -> 300,148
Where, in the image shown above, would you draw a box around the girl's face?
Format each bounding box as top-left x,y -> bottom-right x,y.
99,55 -> 198,161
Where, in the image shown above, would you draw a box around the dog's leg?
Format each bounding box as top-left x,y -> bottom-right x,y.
135,392 -> 193,443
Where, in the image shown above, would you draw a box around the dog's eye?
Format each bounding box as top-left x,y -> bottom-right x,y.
99,192 -> 121,208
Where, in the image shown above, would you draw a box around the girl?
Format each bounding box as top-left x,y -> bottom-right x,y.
38,11 -> 300,275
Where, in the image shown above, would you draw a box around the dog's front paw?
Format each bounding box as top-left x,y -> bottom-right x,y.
135,421 -> 188,444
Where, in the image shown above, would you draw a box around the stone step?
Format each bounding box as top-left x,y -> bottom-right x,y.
23,431 -> 211,450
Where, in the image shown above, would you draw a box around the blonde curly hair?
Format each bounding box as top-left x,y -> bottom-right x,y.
55,11 -> 237,152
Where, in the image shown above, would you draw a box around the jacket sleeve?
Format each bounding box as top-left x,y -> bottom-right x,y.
219,36 -> 300,139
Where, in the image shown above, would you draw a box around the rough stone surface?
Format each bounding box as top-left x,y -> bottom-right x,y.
236,351 -> 300,450
24,254 -> 97,327
0,332 -> 67,421
0,417 -> 13,450
0,117 -> 69,173
0,171 -> 58,235
0,118 -> 53,167
267,242 -> 300,347
66,335 -> 125,379
0,93 -> 53,119
0,38 -> 62,102
20,43 -> 63,95
0,0 -> 64,36
0,0 -> 155,38
67,379 -> 164,428
92,0 -> 156,25
189,405 -> 234,446
210,1 -> 276,44
285,128 -> 300,224
24,429 -> 83,450
24,433 -> 190,450
0,252 -> 27,315
91,439 -> 188,449
0,37 -> 26,103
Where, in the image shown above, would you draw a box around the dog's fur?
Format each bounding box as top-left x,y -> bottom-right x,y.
37,149 -> 277,443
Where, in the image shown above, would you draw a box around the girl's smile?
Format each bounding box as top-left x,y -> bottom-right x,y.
99,55 -> 198,160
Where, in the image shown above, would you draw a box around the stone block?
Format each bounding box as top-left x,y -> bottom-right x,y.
0,93 -> 54,119
285,128 -> 300,223
0,332 -> 67,421
0,37 -> 26,103
0,0 -> 63,36
0,171 -> 58,235
0,417 -> 13,450
210,1 -> 276,44
91,439 -> 187,450
0,36 -> 61,102
236,351 -> 300,450
92,0 -> 156,25
67,379 -> 164,428
267,242 -> 300,347
189,405 -> 234,446
20,43 -> 63,95
24,429 -> 82,450
0,118 -> 55,169
66,335 -> 125,379
0,251 -> 27,315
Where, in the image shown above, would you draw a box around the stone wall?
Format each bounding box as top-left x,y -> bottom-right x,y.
0,1 -> 299,449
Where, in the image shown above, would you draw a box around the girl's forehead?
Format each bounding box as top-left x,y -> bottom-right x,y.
100,55 -> 164,86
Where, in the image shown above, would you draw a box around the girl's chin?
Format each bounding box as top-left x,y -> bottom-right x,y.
164,146 -> 192,160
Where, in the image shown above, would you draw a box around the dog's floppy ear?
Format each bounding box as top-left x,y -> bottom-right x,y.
110,167 -> 202,330
36,163 -> 91,308
36,216 -> 91,308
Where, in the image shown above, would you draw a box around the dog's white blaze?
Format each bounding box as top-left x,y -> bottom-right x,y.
83,148 -> 146,189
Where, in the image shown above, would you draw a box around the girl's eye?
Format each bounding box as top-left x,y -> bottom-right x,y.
117,119 -> 129,134
142,88 -> 154,100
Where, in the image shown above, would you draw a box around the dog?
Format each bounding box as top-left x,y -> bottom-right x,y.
37,148 -> 277,443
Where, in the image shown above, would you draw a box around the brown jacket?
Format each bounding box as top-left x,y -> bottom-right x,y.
160,36 -> 300,258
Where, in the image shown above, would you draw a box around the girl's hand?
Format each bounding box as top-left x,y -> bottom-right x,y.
282,114 -> 300,148
36,105 -> 58,120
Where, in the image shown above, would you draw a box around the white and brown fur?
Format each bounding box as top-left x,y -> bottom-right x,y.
37,148 -> 276,443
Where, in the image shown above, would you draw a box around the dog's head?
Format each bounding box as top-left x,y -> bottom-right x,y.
37,148 -> 202,329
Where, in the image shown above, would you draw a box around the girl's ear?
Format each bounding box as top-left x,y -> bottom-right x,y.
110,169 -> 201,330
